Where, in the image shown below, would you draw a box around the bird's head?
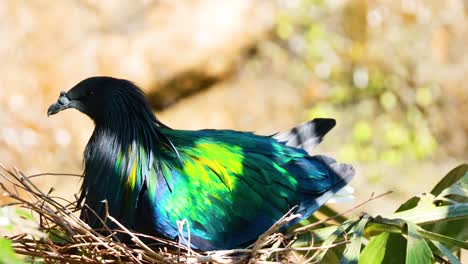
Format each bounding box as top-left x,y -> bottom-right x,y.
47,76 -> 152,125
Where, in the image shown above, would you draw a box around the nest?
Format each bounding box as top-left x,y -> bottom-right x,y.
0,164 -> 350,263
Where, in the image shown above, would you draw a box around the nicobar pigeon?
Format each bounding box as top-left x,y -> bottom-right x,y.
47,76 -> 354,251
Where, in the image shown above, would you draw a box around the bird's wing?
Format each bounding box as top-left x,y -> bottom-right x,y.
147,129 -> 352,250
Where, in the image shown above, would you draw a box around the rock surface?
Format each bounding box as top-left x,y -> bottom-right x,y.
0,0 -> 276,199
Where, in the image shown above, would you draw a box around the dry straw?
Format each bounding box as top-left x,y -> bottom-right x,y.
0,163 -> 352,263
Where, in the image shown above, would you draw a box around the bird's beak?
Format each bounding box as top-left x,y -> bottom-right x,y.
47,92 -> 71,116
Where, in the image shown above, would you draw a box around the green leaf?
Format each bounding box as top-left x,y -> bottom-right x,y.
424,170 -> 468,249
405,221 -> 433,264
436,172 -> 468,203
360,233 -> 389,264
431,164 -> 468,196
292,225 -> 340,247
438,184 -> 468,199
364,214 -> 468,248
430,240 -> 461,264
360,233 -> 407,264
393,202 -> 468,250
321,245 -> 345,264
340,215 -> 369,264
390,204 -> 468,225
417,227 -> 467,249
422,217 -> 468,251
0,238 -> 23,264
315,220 -> 357,262
396,196 -> 421,212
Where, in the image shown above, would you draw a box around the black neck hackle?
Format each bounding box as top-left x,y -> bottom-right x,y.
77,78 -> 180,216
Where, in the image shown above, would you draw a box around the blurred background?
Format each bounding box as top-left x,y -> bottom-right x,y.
0,0 -> 466,214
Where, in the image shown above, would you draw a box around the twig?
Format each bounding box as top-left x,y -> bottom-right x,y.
294,191 -> 393,233
27,172 -> 83,179
108,215 -> 168,264
0,165 -> 353,264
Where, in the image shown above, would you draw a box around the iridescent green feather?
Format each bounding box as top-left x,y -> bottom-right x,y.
109,127 -> 345,249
